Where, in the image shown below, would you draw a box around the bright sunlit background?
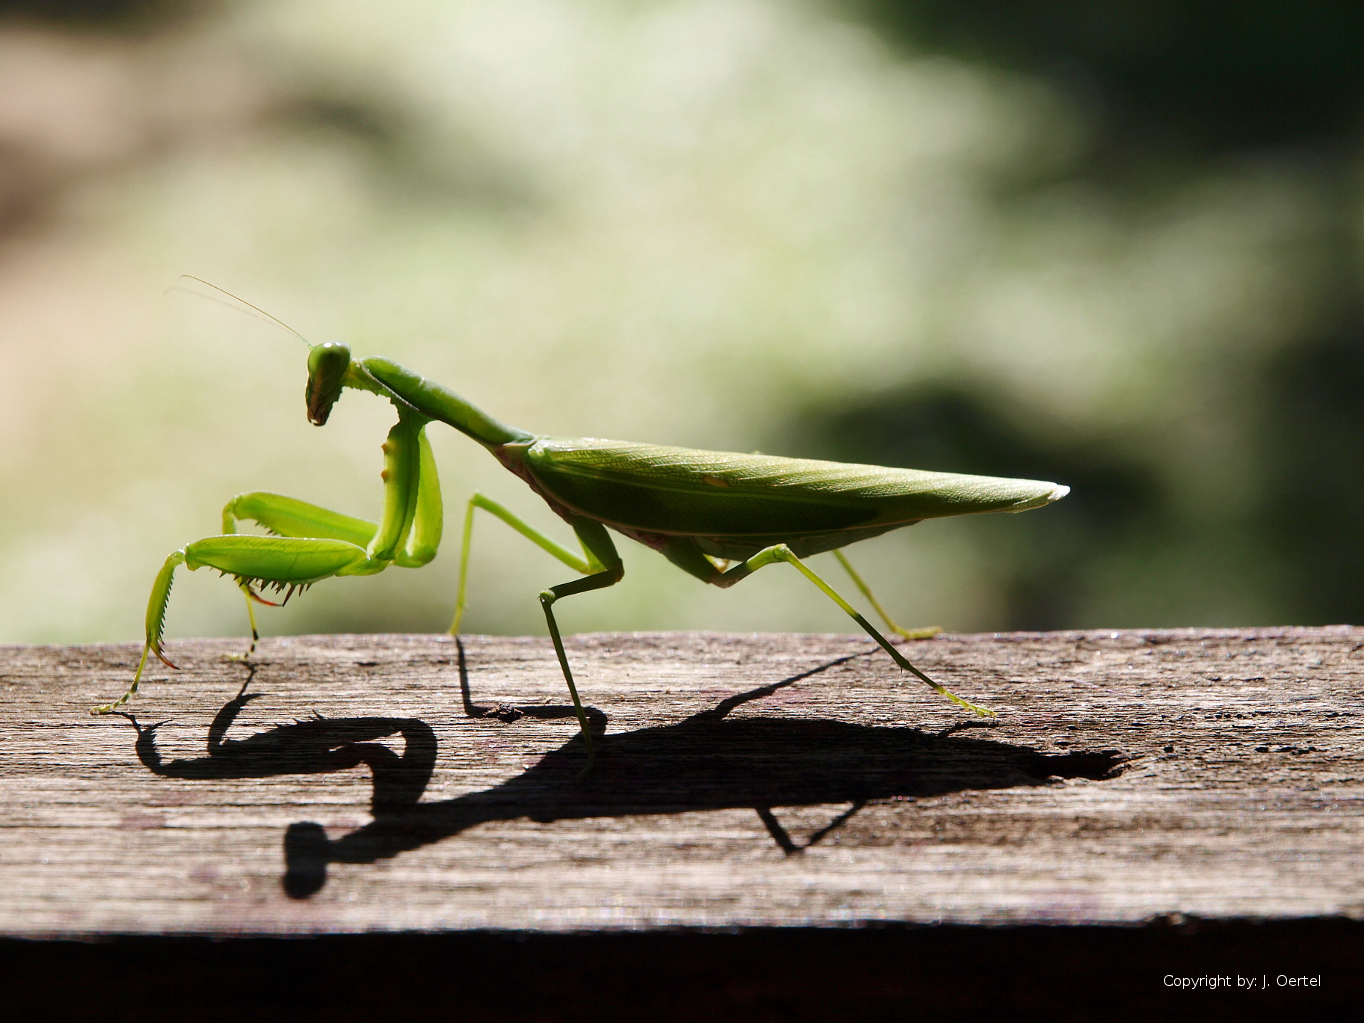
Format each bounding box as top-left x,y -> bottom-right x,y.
3,0 -> 1363,647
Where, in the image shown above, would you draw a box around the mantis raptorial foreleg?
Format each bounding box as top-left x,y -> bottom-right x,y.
90,530 -> 377,715
451,496 -> 623,775
93,414 -> 442,716
728,544 -> 994,718
831,550 -> 942,641
221,492 -> 382,653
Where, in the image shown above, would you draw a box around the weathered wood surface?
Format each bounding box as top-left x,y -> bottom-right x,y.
1,627 -> 1360,936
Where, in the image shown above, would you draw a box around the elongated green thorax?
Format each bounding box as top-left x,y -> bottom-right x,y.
360,358 -> 532,448
307,345 -> 532,448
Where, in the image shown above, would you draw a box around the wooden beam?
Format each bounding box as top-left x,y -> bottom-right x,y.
2,627 -> 1360,935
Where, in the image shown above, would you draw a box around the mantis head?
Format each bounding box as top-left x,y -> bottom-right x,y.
306,341 -> 351,425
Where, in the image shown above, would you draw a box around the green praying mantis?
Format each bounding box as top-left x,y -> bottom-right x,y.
94,307 -> 1068,776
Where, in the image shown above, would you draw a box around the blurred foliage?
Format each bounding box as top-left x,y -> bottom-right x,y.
789,384 -> 1163,631
1260,332 -> 1364,624
785,0 -> 1364,629
2,0 -> 1364,648
0,1 -> 203,31
851,1 -> 1364,155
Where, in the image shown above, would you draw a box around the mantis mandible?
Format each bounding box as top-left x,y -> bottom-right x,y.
94,321 -> 1068,776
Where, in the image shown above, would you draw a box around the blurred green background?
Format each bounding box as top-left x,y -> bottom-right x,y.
2,0 -> 1363,647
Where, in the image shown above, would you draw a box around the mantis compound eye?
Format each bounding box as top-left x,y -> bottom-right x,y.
306,341 -> 351,425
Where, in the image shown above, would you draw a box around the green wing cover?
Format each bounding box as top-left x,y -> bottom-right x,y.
523,437 -> 1067,537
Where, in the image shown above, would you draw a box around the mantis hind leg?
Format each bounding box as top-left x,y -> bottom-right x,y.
667,535 -> 941,639
831,550 -> 942,640
732,544 -> 993,718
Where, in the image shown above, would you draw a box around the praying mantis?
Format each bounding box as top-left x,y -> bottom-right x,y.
94,316 -> 1068,776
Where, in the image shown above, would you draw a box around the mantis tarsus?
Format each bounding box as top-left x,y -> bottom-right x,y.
94,330 -> 1068,776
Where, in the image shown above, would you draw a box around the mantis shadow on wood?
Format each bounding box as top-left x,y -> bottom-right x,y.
121,695 -> 438,815
122,647 -> 1124,899
120,649 -> 605,813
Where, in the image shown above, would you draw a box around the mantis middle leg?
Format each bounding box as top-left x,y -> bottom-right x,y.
451,494 -> 624,775
449,493 -> 594,634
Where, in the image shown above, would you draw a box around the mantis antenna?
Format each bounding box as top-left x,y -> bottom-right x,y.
168,275 -> 313,348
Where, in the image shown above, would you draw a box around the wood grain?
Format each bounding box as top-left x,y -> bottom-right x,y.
1,627 -> 1360,936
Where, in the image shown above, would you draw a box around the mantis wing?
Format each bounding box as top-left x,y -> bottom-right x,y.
520,437 -> 1067,544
